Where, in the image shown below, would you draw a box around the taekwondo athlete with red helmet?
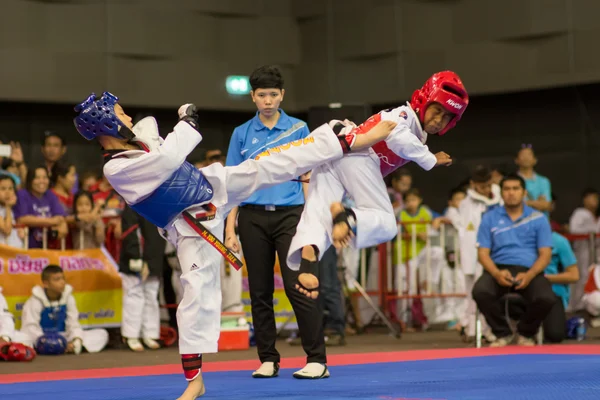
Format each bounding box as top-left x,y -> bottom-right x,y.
72,92 -> 396,399
286,71 -> 470,299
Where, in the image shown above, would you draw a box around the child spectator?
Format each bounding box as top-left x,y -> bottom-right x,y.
70,191 -> 105,250
20,265 -> 109,354
50,162 -> 77,213
78,170 -> 99,192
0,176 -> 24,248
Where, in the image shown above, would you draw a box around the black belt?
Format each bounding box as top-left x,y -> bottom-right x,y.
241,204 -> 303,212
182,211 -> 244,271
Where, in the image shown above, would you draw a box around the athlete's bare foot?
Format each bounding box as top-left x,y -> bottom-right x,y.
295,245 -> 320,299
297,272 -> 320,299
176,374 -> 206,400
350,120 -> 397,151
330,202 -> 354,249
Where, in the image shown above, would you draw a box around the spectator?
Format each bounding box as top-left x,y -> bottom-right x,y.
204,149 -> 225,166
50,162 -> 77,213
318,246 -> 346,346
119,205 -> 165,352
515,145 -> 552,215
0,176 -> 24,248
89,175 -> 126,261
41,131 -> 67,177
0,286 -> 33,351
507,232 -> 578,343
78,170 -> 99,192
539,232 -> 579,342
567,188 -> 599,311
387,168 -> 412,213
224,65 -> 327,379
454,166 -> 501,342
398,188 -> 455,326
549,192 -> 569,234
20,265 -> 109,354
443,187 -> 466,228
490,167 -> 505,186
14,166 -> 67,249
472,174 -> 555,347
0,140 -> 27,188
583,264 -> 600,326
70,191 -> 105,250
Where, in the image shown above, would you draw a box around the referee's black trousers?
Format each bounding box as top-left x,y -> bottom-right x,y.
238,205 -> 327,364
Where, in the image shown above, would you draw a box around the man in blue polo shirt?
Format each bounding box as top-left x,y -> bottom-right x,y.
224,65 -> 328,379
473,173 -> 555,347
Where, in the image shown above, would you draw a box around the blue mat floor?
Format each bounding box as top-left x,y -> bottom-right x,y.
2,354 -> 600,400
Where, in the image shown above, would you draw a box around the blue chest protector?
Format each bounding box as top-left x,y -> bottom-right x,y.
131,161 -> 214,228
40,304 -> 67,333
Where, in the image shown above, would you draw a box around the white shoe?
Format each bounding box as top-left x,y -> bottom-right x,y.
142,338 -> 161,350
292,362 -> 330,379
125,338 -> 144,352
489,336 -> 513,348
252,361 -> 279,378
516,335 -> 536,347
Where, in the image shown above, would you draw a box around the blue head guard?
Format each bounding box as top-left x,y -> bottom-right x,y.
73,92 -> 133,141
35,333 -> 68,355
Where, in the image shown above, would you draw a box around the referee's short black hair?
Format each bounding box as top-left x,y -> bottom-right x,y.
250,65 -> 284,91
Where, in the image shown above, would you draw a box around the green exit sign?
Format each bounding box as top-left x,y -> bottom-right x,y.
226,76 -> 251,95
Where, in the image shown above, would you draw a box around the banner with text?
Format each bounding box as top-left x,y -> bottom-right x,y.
0,244 -> 122,329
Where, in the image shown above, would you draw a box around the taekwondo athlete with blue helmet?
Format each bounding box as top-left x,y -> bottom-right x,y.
72,92 -> 396,400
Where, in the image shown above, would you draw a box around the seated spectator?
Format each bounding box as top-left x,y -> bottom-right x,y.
20,265 -> 109,354
583,265 -> 600,326
0,286 -> 36,361
0,176 -> 24,248
14,166 -> 67,249
540,232 -> 579,342
70,191 -> 105,250
119,205 -> 164,352
472,174 -> 555,347
568,188 -> 599,311
549,193 -> 569,234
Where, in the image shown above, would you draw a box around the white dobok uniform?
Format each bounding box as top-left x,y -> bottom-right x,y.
102,117 -> 345,355
287,103 -> 437,270
20,285 -> 108,352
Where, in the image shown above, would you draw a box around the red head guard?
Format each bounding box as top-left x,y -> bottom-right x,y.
410,71 -> 469,135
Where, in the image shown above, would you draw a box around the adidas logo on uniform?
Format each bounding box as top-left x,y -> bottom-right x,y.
190,263 -> 199,271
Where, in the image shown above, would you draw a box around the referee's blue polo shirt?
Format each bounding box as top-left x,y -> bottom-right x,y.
476,204 -> 553,268
226,109 -> 311,206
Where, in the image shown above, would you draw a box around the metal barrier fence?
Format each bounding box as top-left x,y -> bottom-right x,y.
355,223 -> 600,332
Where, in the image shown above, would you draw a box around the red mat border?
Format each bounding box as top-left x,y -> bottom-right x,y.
1,345 -> 599,384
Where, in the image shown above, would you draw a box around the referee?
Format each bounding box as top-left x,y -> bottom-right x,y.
225,65 -> 328,379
